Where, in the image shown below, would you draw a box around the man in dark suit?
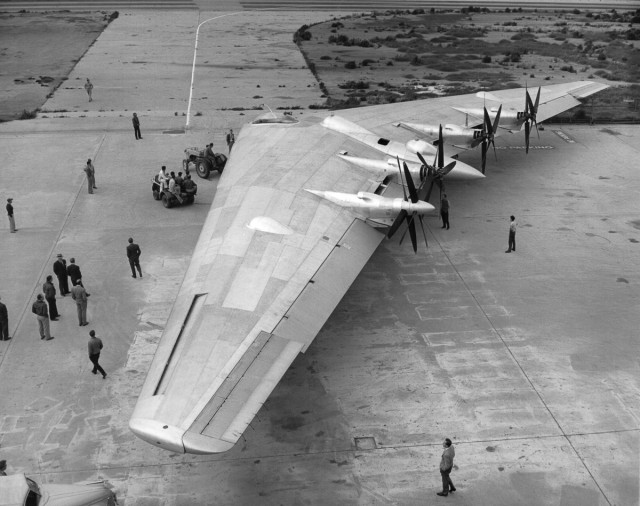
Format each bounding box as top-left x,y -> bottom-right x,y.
53,254 -> 70,295
67,258 -> 83,287
126,237 -> 142,278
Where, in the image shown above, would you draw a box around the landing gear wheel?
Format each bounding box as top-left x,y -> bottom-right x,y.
196,160 -> 210,179
161,193 -> 173,208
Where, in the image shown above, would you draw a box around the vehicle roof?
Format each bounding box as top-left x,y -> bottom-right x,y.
0,474 -> 29,506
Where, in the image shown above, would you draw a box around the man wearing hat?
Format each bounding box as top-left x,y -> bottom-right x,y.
53,254 -> 70,296
6,198 -> 16,233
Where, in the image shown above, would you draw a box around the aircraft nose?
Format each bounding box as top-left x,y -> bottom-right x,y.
450,159 -> 485,180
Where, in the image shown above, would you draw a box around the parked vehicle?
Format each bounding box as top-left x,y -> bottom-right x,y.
0,473 -> 117,506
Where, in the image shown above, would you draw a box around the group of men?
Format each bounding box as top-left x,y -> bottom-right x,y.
157,166 -> 196,203
0,239 -> 143,378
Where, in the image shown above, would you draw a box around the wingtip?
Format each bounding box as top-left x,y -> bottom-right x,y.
129,417 -> 186,454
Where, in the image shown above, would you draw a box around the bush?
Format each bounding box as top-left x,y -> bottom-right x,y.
482,55 -> 492,63
598,52 -> 607,60
18,108 -> 38,120
345,61 -> 357,69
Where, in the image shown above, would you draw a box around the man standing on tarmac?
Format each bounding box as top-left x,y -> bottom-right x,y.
6,198 -> 16,233
84,159 -> 97,194
505,215 -> 517,253
71,281 -> 89,326
53,254 -> 70,296
440,194 -> 450,230
127,238 -> 142,278
132,112 -> 142,140
32,294 -> 54,340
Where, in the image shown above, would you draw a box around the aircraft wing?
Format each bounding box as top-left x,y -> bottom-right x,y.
129,81 -> 607,455
130,114 -> 389,454
451,80 -> 609,126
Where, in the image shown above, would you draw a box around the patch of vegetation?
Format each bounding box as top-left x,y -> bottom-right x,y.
338,80 -> 370,89
18,108 -> 38,120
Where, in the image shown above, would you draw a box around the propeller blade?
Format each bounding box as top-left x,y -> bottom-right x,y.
399,214 -> 414,246
404,162 -> 418,203
418,215 -> 428,248
416,151 -> 429,168
400,213 -> 418,253
483,107 -> 492,136
492,105 -> 502,134
481,141 -> 487,174
424,177 -> 436,203
387,209 -> 407,239
396,156 -> 408,201
533,87 -> 541,113
437,125 -> 445,169
525,121 -> 530,154
526,90 -> 535,119
441,161 -> 457,177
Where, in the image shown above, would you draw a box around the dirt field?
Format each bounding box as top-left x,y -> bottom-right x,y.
0,11 -> 112,122
297,8 -> 640,121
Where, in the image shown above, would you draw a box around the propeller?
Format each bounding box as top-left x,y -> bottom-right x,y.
387,157 -> 429,252
416,125 -> 456,203
523,86 -> 540,154
480,104 -> 502,174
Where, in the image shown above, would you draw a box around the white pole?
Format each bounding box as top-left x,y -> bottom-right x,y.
185,12 -> 242,131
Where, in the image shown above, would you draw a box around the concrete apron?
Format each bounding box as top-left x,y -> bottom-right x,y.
0,9 -> 639,506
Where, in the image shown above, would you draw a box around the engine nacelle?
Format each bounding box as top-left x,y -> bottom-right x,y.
405,139 -> 437,156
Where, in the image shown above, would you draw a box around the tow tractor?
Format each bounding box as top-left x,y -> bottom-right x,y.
183,147 -> 227,179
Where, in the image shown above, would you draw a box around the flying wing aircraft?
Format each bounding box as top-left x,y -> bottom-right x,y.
395,80 -> 608,170
129,81 -> 608,454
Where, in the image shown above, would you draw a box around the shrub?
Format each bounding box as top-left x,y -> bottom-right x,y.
18,108 -> 38,120
345,61 -> 357,69
482,55 -> 492,63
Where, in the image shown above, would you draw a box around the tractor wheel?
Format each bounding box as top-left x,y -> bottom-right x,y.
196,160 -> 211,179
185,195 -> 195,205
161,193 -> 173,208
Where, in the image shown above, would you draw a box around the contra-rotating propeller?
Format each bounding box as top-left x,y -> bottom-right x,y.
416,125 -> 457,203
480,105 -> 502,174
524,86 -> 541,154
386,157 -> 429,252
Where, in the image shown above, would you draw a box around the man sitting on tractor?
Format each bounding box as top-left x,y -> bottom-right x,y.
205,143 -> 216,162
